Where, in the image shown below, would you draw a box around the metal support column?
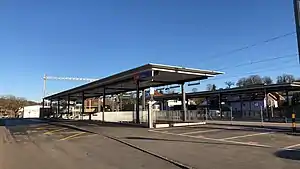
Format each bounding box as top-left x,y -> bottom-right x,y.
120,94 -> 123,111
102,88 -> 106,122
286,90 -> 290,106
205,96 -> 209,120
42,99 -> 45,109
240,95 -> 243,118
142,89 -> 146,111
57,99 -> 60,118
181,83 -> 187,121
67,95 -> 70,115
219,93 -> 222,119
136,81 -> 140,123
50,100 -> 52,118
81,92 -> 85,120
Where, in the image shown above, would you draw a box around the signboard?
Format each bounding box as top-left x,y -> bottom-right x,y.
133,70 -> 153,84
150,87 -> 155,95
139,70 -> 152,79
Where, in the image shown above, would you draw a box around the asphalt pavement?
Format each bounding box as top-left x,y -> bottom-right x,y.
0,119 -> 179,169
1,119 -> 300,169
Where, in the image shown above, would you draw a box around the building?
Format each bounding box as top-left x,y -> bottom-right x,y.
22,105 -> 50,118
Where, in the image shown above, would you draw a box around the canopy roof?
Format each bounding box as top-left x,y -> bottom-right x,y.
44,63 -> 223,101
154,82 -> 300,100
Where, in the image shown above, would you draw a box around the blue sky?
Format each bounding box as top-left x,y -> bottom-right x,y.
0,0 -> 299,101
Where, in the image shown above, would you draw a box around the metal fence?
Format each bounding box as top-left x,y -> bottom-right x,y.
153,109 -> 207,123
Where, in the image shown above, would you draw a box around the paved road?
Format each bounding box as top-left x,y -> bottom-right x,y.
0,119 -> 179,169
1,119 -> 300,169
206,120 -> 297,129
54,120 -> 300,169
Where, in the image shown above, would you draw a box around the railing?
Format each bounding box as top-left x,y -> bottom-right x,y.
153,110 -> 206,122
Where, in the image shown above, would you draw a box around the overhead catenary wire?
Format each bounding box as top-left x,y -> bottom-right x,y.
156,60 -> 298,91
204,61 -> 299,83
216,53 -> 297,71
201,31 -> 296,64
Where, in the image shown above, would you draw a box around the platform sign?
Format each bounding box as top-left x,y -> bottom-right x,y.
139,70 -> 152,79
133,70 -> 153,83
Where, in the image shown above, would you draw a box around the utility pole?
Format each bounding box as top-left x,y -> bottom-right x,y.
293,0 -> 300,63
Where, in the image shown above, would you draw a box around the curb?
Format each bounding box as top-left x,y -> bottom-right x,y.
206,122 -> 297,133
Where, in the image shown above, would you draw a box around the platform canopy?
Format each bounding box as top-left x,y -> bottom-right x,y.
154,82 -> 300,100
44,63 -> 223,101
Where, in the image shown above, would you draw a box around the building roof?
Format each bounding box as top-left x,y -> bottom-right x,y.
44,63 -> 223,101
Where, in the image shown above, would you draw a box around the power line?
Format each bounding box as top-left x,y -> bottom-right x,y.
216,53 -> 297,71
205,62 -> 299,82
202,31 -> 296,64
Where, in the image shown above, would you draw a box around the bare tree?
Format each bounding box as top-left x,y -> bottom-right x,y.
236,77 -> 247,87
262,76 -> 273,85
225,81 -> 235,89
0,95 -> 37,117
236,75 -> 263,87
276,74 -> 295,84
206,84 -> 217,91
246,75 -> 263,85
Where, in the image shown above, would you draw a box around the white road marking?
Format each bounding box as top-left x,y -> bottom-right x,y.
149,125 -> 206,131
149,129 -> 271,148
179,129 -> 222,135
282,143 -> 300,150
222,132 -> 274,140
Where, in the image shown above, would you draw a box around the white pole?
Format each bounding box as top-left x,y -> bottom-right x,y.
260,106 -> 264,127
43,74 -> 47,98
148,101 -> 153,128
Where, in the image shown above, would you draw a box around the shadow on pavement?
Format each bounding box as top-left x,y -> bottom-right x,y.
49,122 -> 95,134
50,119 -> 146,128
122,136 -> 270,148
0,118 -> 48,126
189,125 -> 296,134
274,149 -> 300,161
